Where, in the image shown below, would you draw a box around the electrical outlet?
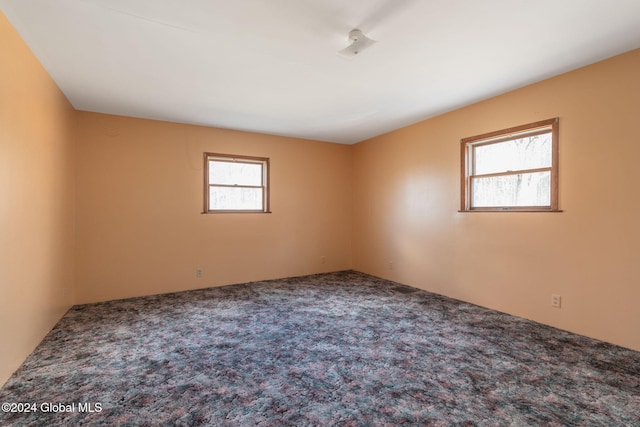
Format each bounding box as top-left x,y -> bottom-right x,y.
551,294 -> 561,308
388,260 -> 394,270
321,256 -> 326,264
196,269 -> 203,278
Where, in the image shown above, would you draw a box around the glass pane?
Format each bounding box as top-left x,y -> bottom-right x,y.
209,160 -> 263,186
209,187 -> 263,210
472,171 -> 550,207
474,133 -> 551,175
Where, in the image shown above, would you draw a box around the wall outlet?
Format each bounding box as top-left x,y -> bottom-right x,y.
196,269 -> 203,278
321,256 -> 326,264
551,294 -> 561,308
388,260 -> 394,270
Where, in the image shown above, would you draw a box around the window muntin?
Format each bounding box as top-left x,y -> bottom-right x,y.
204,153 -> 270,213
461,118 -> 559,211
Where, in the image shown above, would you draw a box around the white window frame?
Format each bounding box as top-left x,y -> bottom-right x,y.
203,152 -> 270,214
460,118 -> 560,212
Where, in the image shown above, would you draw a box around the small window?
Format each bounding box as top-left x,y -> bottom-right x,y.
203,153 -> 270,213
460,118 -> 559,212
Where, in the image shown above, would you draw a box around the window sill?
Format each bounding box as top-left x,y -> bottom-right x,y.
202,211 -> 273,214
458,209 -> 563,213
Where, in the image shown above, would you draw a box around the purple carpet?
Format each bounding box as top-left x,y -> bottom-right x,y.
1,271 -> 639,426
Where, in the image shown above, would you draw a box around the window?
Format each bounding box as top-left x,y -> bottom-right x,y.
203,153 -> 270,213
460,118 -> 559,212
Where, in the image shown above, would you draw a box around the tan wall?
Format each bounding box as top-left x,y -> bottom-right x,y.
0,12 -> 76,385
74,112 -> 352,303
353,49 -> 640,351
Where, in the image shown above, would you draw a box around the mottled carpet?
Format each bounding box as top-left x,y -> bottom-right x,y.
1,271 -> 639,426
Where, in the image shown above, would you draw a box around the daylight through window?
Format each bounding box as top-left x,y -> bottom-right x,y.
460,118 -> 559,212
204,153 -> 270,213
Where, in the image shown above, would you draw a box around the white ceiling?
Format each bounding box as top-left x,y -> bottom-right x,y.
2,0 -> 640,144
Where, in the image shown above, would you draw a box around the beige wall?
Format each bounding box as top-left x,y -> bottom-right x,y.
0,12 -> 76,385
353,49 -> 640,351
74,112 -> 352,303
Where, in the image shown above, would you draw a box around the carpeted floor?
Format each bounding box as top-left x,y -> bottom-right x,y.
1,270 -> 639,426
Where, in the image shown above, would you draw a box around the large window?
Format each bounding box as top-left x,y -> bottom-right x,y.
204,153 -> 270,213
460,118 -> 559,212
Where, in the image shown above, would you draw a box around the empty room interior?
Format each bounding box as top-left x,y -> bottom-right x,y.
1,0 -> 639,425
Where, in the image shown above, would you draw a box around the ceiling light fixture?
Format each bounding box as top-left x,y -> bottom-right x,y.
338,29 -> 376,57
